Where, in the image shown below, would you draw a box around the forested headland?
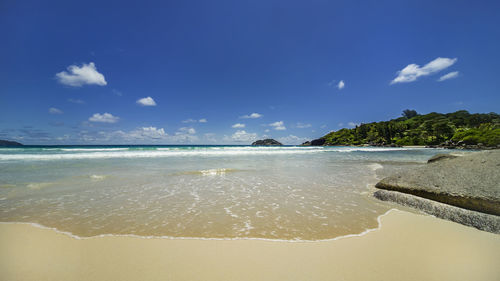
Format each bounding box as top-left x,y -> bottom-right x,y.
306,110 -> 500,148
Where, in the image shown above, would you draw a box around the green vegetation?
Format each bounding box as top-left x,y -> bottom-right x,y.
322,110 -> 500,147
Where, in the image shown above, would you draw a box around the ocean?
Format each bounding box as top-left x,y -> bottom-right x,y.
0,145 -> 450,241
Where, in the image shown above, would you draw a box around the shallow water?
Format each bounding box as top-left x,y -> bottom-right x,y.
0,145 -> 453,240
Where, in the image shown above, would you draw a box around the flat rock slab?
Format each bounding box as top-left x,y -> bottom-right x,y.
375,150 -> 500,216
374,189 -> 500,233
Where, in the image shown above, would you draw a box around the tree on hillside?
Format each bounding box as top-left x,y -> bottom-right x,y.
402,109 -> 418,119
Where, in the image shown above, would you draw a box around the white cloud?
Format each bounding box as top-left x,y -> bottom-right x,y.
232,123 -> 245,128
129,127 -> 167,139
136,96 -> 157,106
264,129 -> 270,133
226,130 -> 258,142
89,113 -> 119,123
296,122 -> 311,128
80,127 -> 170,143
240,113 -> 263,119
278,135 -> 309,145
49,107 -> 63,114
95,126 -> 200,143
172,127 -> 198,143
269,121 -> 286,130
177,127 -> 196,135
391,57 -> 457,84
347,122 -> 359,127
182,118 -> 207,123
438,71 -> 459,82
337,80 -> 345,90
56,62 -> 107,87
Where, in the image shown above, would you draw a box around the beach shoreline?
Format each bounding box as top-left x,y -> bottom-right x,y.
1,209 -> 499,281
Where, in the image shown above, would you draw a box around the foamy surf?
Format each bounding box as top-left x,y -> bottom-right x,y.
90,175 -> 107,180
0,147 -> 327,161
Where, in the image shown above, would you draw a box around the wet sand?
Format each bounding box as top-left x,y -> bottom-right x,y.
1,209 -> 499,281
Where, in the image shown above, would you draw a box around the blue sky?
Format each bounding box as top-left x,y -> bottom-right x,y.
1,0 -> 499,144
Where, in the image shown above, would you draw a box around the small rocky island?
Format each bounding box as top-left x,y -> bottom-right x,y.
0,139 -> 23,146
251,139 -> 283,146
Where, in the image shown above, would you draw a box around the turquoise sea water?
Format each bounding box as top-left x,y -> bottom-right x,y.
0,145 -> 454,240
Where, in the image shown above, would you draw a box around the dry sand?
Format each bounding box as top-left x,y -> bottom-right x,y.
1,209 -> 499,281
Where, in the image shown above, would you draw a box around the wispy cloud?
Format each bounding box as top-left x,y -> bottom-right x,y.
183,118 -> 207,123
438,71 -> 459,82
89,113 -> 119,123
136,96 -> 157,106
337,80 -> 345,90
269,121 -> 286,130
204,133 -> 217,142
49,107 -> 63,114
296,122 -> 311,128
67,98 -> 85,104
391,57 -> 457,84
232,123 -> 245,128
177,127 -> 196,135
56,62 -> 107,87
347,122 -> 359,127
328,79 -> 345,90
240,113 -> 263,119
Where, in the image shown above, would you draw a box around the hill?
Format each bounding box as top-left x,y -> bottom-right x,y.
251,139 -> 283,146
310,110 -> 500,148
0,139 -> 23,146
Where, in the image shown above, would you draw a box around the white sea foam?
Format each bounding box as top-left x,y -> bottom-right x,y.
60,148 -> 129,152
0,148 -> 327,161
200,168 -> 230,176
368,163 -> 384,171
0,146 -> 429,162
90,175 -> 106,180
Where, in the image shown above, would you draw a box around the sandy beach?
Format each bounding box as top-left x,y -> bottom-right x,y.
1,209 -> 499,281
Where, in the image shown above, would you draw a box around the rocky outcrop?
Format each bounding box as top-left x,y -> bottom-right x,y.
251,139 -> 283,146
311,138 -> 326,146
301,138 -> 326,146
374,189 -> 500,233
0,140 -> 23,146
427,153 -> 460,163
375,150 -> 500,217
426,140 -> 500,150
